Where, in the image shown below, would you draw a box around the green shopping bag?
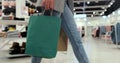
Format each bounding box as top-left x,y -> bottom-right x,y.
25,15 -> 61,58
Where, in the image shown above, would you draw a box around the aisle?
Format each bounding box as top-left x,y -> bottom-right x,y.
0,36 -> 120,63
84,36 -> 120,63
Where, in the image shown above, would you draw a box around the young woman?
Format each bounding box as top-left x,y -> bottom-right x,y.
31,0 -> 89,63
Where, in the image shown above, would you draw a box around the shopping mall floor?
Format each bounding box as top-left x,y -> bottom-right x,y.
0,36 -> 120,63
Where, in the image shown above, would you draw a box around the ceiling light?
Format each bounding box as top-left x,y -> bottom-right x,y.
73,8 -> 76,11
108,1 -> 114,7
108,4 -> 111,7
110,2 -> 113,5
100,12 -> 104,15
87,1 -> 90,4
74,14 -> 87,18
100,13 -> 102,16
108,15 -> 110,18
93,12 -> 95,14
102,16 -> 107,19
112,12 -> 115,15
102,12 -> 104,14
36,11 -> 38,12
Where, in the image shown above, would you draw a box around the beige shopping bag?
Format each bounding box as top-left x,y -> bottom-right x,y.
58,28 -> 68,51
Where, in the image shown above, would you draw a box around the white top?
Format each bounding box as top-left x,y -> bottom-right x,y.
34,0 -> 65,12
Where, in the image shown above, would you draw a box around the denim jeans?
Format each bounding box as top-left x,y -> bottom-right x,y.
32,3 -> 89,63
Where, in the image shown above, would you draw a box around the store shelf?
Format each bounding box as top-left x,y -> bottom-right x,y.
0,38 -> 28,58
0,50 -> 29,58
0,20 -> 28,25
0,38 -> 26,49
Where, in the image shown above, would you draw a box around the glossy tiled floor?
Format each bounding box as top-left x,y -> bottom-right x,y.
0,36 -> 120,63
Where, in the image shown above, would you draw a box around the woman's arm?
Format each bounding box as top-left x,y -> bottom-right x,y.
41,0 -> 54,10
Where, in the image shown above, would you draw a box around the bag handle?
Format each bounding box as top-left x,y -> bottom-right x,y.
31,6 -> 53,16
42,9 -> 53,16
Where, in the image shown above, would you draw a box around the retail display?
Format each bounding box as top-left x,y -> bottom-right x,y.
95,27 -> 100,37
26,1 -> 30,7
111,23 -> 120,45
7,30 -> 20,38
20,42 -> 26,54
3,7 -> 15,15
92,24 -> 120,45
36,6 -> 45,13
92,26 -> 112,38
100,26 -> 106,35
25,0 -> 45,15
2,0 -> 16,19
9,42 -> 21,55
9,42 -> 26,55
92,27 -> 100,38
0,0 -> 68,57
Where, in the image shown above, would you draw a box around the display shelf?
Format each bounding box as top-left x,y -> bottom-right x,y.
0,0 -> 28,58
0,38 -> 26,49
0,20 -> 28,25
0,50 -> 29,58
0,38 -> 27,58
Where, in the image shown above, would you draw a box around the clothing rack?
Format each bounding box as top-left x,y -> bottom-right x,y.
114,22 -> 120,48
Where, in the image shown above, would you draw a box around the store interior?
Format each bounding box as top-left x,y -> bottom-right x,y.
0,0 -> 120,63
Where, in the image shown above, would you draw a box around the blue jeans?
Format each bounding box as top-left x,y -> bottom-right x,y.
32,3 -> 89,63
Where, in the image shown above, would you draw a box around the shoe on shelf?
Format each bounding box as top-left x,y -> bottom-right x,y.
20,42 -> 26,54
9,42 -> 21,55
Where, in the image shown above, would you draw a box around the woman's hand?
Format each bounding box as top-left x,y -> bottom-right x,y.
41,0 -> 54,10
